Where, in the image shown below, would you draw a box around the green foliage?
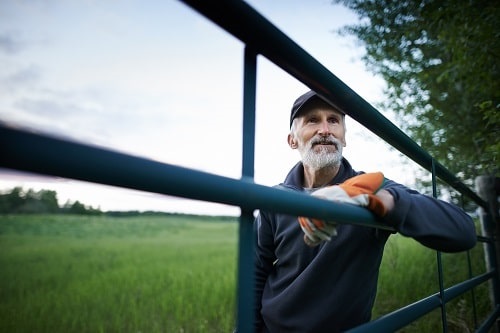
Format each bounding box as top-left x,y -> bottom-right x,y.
374,234 -> 490,332
0,187 -> 102,215
333,0 -> 499,183
0,187 -> 60,214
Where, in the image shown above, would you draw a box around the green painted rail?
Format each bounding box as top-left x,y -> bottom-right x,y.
1,1 -> 497,332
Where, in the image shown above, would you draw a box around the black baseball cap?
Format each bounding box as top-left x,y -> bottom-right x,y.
289,90 -> 344,128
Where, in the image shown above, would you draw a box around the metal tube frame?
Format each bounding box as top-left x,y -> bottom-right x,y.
1,1 -> 497,332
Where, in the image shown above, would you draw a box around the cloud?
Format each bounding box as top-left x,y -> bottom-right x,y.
9,65 -> 40,83
1,65 -> 41,92
0,32 -> 24,54
13,97 -> 72,117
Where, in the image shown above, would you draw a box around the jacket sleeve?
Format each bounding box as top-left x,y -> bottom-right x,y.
253,211 -> 276,332
382,180 -> 477,252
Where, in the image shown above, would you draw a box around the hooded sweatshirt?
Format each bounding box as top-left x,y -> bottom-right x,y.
254,158 -> 476,333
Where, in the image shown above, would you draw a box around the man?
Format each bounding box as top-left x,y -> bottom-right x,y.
254,90 -> 477,332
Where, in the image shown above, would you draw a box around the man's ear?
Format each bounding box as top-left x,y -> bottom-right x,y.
341,117 -> 347,147
288,133 -> 298,149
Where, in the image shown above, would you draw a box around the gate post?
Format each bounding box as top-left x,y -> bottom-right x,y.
475,175 -> 500,332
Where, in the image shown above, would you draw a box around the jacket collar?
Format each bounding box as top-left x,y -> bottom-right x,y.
281,157 -> 357,190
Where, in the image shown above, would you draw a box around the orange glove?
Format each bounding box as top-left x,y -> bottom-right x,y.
329,172 -> 387,217
298,216 -> 337,247
298,172 -> 387,247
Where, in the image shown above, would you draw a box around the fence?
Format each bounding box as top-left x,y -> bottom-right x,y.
1,0 -> 499,332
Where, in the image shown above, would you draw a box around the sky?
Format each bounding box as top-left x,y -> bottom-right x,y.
0,0 -> 414,215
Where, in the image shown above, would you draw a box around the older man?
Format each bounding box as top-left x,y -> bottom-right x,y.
254,90 -> 477,332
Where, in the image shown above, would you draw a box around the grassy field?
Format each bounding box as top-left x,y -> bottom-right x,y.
373,232 -> 491,332
0,214 -> 238,333
0,214 -> 492,332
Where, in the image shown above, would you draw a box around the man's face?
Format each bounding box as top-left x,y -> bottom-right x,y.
288,103 -> 346,170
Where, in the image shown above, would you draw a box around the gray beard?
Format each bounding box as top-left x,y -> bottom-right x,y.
300,137 -> 343,170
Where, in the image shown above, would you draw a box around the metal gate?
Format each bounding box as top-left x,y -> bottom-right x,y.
1,1 -> 498,332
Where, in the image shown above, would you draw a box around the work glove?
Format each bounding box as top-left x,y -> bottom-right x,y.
298,216 -> 337,247
298,172 -> 387,247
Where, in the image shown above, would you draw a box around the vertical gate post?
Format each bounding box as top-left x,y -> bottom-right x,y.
475,175 -> 500,332
237,46 -> 258,333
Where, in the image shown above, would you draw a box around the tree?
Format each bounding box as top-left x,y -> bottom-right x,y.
0,187 -> 102,215
66,200 -> 102,215
0,187 -> 25,213
38,190 -> 59,213
332,0 -> 499,187
69,201 -> 87,215
0,187 -> 60,213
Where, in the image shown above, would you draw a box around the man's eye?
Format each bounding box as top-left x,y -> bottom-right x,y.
307,118 -> 318,123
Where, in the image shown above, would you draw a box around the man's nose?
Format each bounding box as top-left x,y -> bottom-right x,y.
317,120 -> 331,135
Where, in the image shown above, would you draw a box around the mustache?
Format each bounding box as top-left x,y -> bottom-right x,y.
310,136 -> 340,148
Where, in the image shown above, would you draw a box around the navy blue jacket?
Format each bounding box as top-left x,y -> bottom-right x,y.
254,158 -> 477,332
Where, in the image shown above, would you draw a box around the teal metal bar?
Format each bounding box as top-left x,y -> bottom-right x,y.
179,0 -> 487,209
237,47 -> 257,333
175,2 -> 497,332
477,306 -> 500,333
467,250 -> 479,329
436,250 -> 447,332
432,159 -> 448,333
242,47 -> 257,179
346,271 -> 495,333
2,2 -> 495,331
0,124 -> 394,230
237,210 -> 254,333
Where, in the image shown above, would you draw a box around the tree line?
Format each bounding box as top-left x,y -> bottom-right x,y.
0,187 -> 102,215
0,187 -> 237,220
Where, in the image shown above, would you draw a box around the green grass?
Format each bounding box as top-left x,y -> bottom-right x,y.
373,233 -> 491,332
0,215 -> 492,332
0,215 -> 238,333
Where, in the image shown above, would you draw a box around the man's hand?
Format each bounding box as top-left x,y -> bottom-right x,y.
298,216 -> 337,247
326,172 -> 388,217
374,189 -> 395,214
298,172 -> 391,247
